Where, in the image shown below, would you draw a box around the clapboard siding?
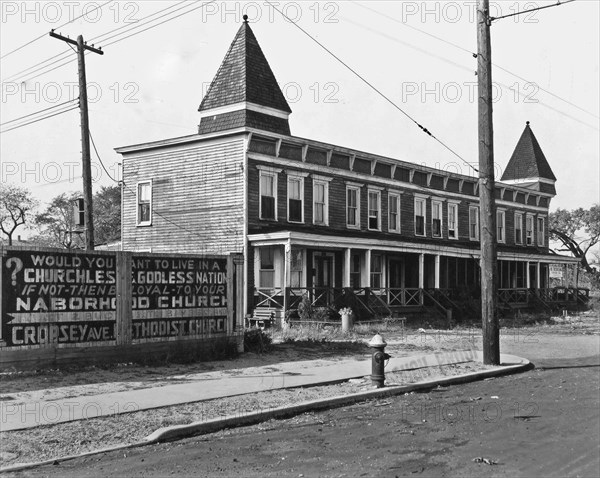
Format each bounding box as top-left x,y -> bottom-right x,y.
122,138 -> 245,254
246,157 -> 550,252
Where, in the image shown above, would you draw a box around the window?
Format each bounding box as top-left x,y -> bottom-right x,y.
537,217 -> 545,246
313,178 -> 330,225
515,212 -> 523,244
432,200 -> 442,238
259,247 -> 275,288
346,186 -> 360,228
469,206 -> 479,240
388,193 -> 400,232
350,254 -> 361,289
290,249 -> 303,287
287,176 -> 303,223
448,203 -> 458,239
259,171 -> 277,220
497,210 -> 506,243
526,215 -> 534,245
137,181 -> 152,226
368,190 -> 381,230
370,254 -> 383,289
414,197 -> 426,236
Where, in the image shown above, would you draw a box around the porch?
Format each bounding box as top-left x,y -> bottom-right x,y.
248,231 -> 583,323
253,286 -> 590,323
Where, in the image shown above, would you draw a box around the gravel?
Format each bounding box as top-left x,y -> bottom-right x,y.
0,361 -> 489,468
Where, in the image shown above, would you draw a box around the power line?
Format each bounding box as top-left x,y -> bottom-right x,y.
354,1 -> 598,121
3,0 -> 213,85
265,0 -> 478,173
0,104 -> 78,134
89,130 -> 119,183
353,0 -> 474,56
102,0 -> 217,49
93,0 -> 194,45
492,64 -> 599,120
490,0 -> 576,22
0,98 -> 78,126
0,0 -> 113,60
2,49 -> 72,83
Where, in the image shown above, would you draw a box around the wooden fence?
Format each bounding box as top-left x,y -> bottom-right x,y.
1,246 -> 244,370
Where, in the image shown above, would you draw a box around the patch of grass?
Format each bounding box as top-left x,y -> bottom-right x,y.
273,318 -> 411,344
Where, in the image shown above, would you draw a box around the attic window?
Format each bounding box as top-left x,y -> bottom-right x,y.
249,137 -> 277,156
279,143 -> 303,161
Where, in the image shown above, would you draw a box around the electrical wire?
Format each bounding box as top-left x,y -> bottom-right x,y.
0,0 -> 113,60
89,130 -> 119,183
93,0 -> 194,45
0,98 -> 78,126
354,1 -> 599,121
489,0 -> 576,22
0,104 -> 79,134
3,0 -> 213,85
102,0 -> 217,49
265,0 -> 478,173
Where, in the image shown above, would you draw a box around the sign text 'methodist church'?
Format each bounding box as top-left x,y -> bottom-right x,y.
116,18 -> 577,320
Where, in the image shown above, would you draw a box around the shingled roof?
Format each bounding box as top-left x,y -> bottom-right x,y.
501,122 -> 556,182
198,20 -> 291,114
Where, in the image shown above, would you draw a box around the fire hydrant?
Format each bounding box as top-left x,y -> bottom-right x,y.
368,334 -> 391,388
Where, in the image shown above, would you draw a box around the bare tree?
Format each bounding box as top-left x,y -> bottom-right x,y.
0,184 -> 37,245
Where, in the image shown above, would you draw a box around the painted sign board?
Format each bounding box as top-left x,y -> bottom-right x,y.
549,264 -> 563,279
131,255 -> 228,340
1,250 -> 117,347
2,249 -> 231,348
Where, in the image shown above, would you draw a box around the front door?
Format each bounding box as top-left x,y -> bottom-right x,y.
314,253 -> 334,306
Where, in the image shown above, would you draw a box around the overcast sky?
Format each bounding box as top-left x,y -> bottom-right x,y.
1,1 -> 598,215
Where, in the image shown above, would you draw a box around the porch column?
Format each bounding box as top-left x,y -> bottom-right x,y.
536,262 -> 541,289
419,253 -> 425,305
343,248 -> 351,288
283,241 -> 291,313
365,249 -> 372,287
434,255 -> 440,289
526,261 -> 530,288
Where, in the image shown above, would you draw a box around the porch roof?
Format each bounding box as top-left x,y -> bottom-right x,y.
247,231 -> 579,264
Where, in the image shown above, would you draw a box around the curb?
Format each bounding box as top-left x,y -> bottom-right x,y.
0,353 -> 530,474
145,352 -> 530,442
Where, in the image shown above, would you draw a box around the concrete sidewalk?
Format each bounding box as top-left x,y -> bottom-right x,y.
0,349 -> 526,433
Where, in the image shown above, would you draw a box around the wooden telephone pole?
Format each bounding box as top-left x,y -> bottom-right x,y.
50,31 -> 103,250
477,0 -> 500,365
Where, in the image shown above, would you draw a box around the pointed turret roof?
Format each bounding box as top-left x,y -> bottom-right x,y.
198,19 -> 291,135
501,122 -> 556,182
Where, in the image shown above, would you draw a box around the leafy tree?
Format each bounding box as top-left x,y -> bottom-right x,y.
550,205 -> 600,276
30,186 -> 121,249
93,185 -> 121,245
32,192 -> 85,249
0,184 -> 37,245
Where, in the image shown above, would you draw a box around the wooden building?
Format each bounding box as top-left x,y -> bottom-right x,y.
116,20 -> 582,322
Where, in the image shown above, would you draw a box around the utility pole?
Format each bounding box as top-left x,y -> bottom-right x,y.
50,31 -> 103,250
477,0 -> 500,365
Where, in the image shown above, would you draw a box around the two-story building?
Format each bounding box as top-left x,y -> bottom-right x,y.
116,19 -> 581,321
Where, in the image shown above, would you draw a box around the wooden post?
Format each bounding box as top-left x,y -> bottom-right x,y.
477,0 -> 500,365
50,31 -> 103,250
116,251 -> 132,346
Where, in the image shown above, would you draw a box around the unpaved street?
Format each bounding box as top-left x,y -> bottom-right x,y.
14,332 -> 599,478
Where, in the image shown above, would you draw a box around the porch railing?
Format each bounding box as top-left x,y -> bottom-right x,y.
253,286 -> 591,319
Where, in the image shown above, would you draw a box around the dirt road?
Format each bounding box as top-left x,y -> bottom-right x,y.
12,332 -> 599,478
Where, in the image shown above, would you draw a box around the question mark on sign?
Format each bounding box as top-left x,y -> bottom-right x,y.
5,258 -> 23,286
